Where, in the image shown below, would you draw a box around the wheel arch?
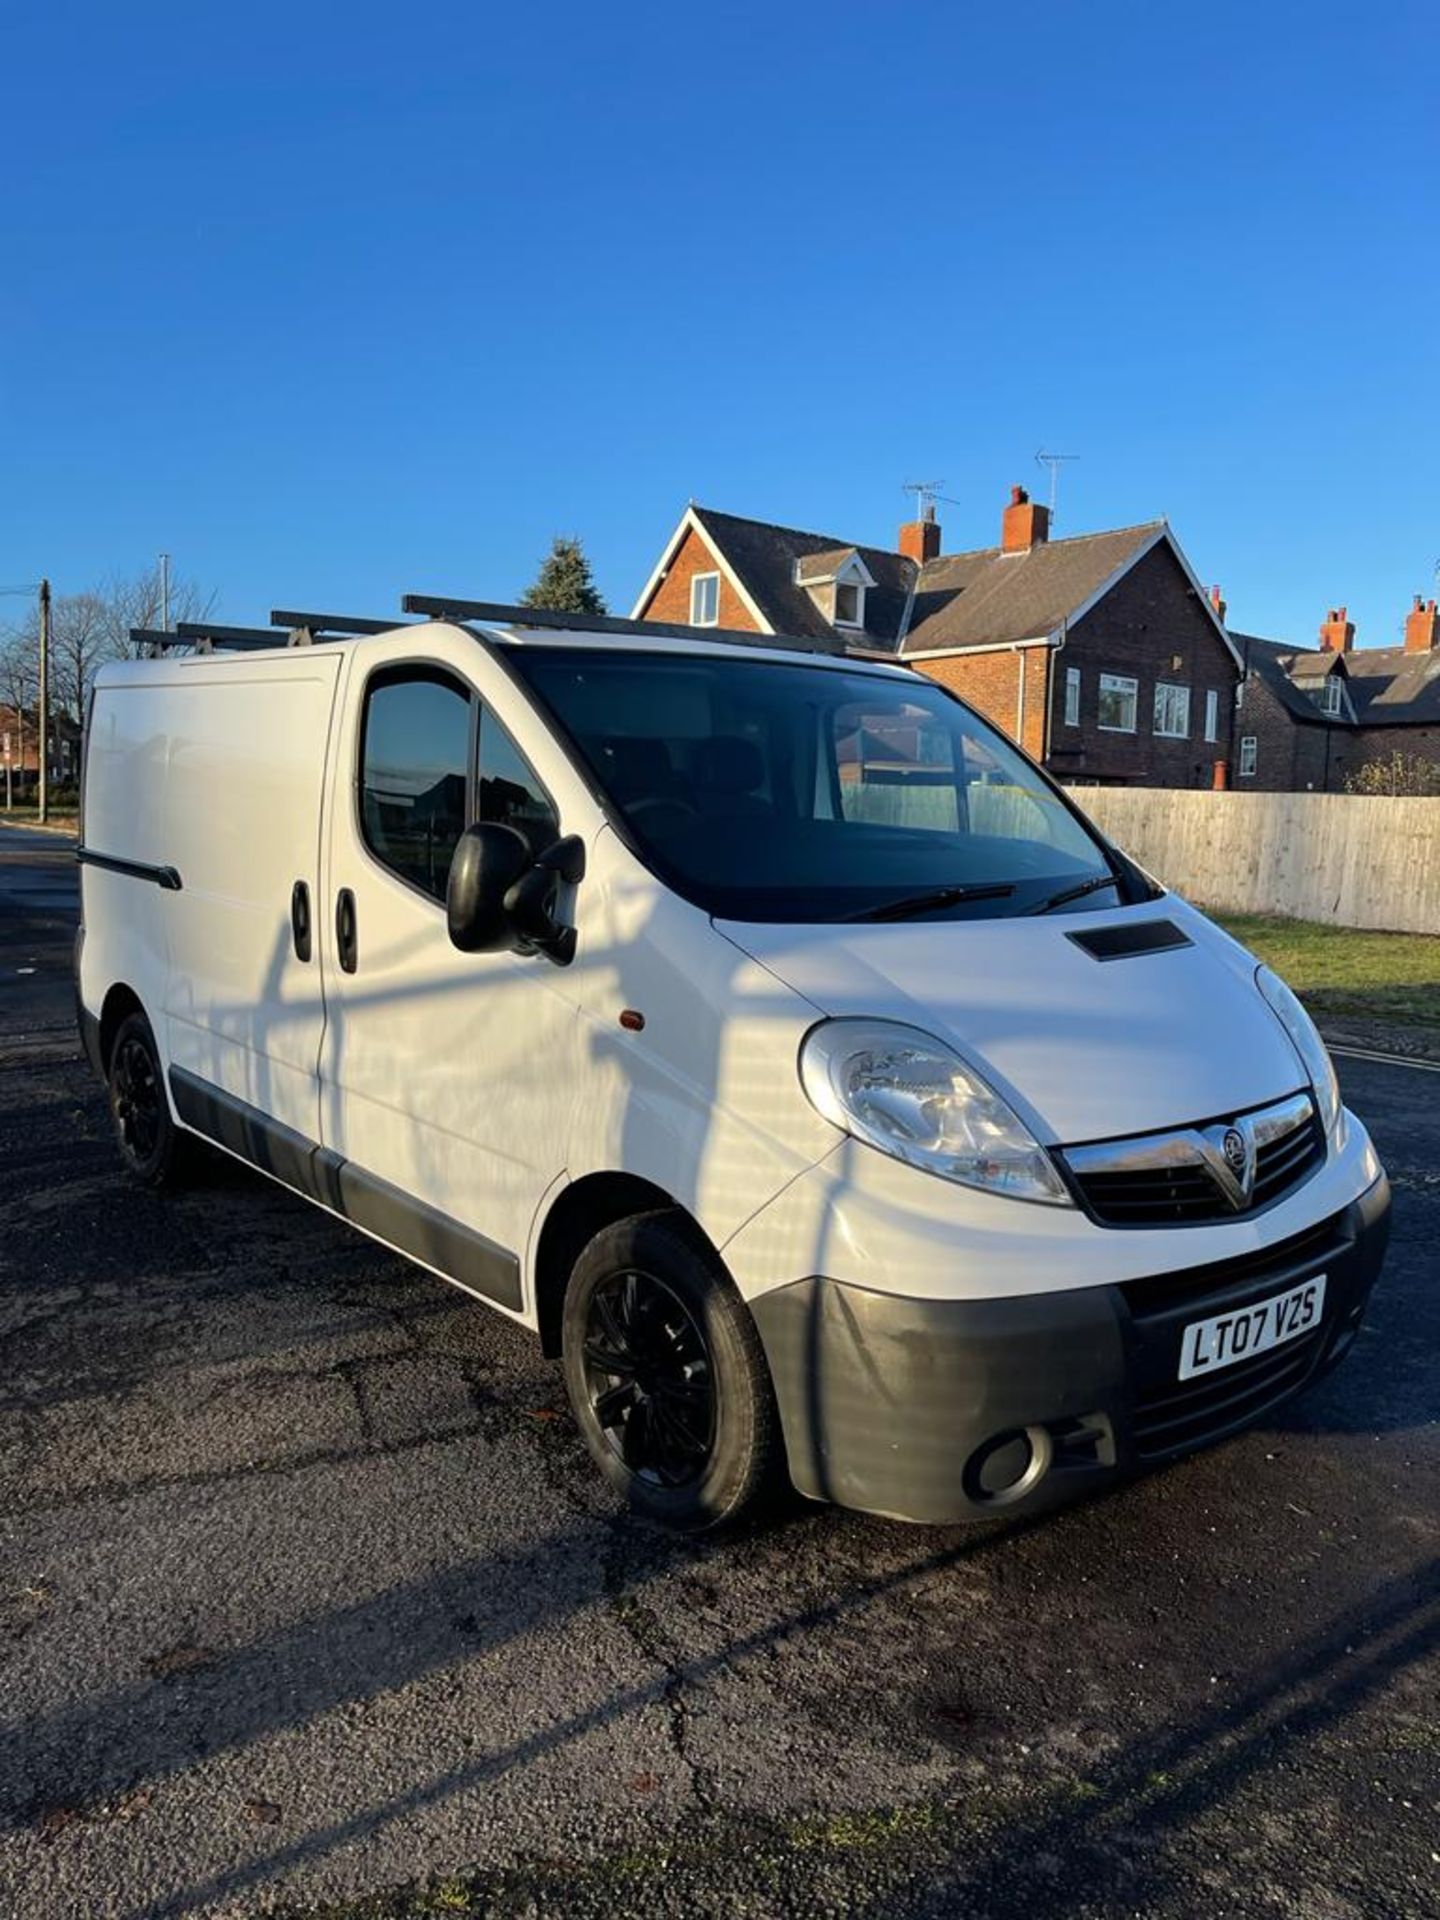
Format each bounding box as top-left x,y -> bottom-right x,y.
98,982 -> 147,1073
532,1170 -> 716,1356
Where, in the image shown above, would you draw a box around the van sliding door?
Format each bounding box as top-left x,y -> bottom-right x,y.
161,655 -> 344,1149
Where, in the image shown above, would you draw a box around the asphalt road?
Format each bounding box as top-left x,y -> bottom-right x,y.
1,824 -> 1436,1920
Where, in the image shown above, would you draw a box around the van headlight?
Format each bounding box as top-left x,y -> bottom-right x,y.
1255,966 -> 1344,1147
799,1019 -> 1072,1206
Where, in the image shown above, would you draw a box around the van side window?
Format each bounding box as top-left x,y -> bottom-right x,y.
361,670 -> 472,901
479,709 -> 559,856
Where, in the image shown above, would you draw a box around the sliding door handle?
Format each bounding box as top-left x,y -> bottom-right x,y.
291,880 -> 312,962
336,888 -> 358,974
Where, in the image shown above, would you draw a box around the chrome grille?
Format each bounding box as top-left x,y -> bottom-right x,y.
1062,1092 -> 1323,1227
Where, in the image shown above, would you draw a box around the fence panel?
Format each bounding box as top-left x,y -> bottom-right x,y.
1073,790 -> 1440,933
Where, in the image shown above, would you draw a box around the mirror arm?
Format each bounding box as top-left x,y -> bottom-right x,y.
536,835 -> 586,886
503,833 -> 586,965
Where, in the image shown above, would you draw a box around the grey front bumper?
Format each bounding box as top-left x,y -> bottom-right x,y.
750,1174 -> 1392,1525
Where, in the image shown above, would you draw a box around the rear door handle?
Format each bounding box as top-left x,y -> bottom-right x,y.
291,880 -> 312,962
336,888 -> 358,974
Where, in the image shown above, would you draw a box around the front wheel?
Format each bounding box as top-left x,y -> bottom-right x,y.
561,1211 -> 783,1531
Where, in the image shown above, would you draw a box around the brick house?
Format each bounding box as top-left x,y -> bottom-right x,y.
0,703 -> 80,794
1231,597 -> 1440,790
634,487 -> 1242,787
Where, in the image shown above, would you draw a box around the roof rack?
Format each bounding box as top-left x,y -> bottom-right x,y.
269,610 -> 406,639
401,594 -> 843,656
131,611 -> 407,656
131,623 -> 288,655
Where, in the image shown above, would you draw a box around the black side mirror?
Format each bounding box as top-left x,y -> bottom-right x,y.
447,823 -> 532,953
447,826 -> 588,962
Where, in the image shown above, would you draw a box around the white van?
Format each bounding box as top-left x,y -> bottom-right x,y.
76,604 -> 1390,1531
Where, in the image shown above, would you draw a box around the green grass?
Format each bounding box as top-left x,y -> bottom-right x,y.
0,805 -> 78,831
1215,913 -> 1440,1030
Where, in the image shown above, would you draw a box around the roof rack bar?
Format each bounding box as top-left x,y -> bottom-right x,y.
129,625 -> 283,654
401,594 -> 842,656
270,610 -> 404,637
175,621 -> 285,645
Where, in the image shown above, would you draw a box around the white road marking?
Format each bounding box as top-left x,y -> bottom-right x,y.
1329,1044 -> 1440,1074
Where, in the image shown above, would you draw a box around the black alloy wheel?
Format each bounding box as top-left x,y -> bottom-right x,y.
582,1269 -> 715,1487
111,1032 -> 162,1166
561,1210 -> 783,1531
106,1009 -> 189,1187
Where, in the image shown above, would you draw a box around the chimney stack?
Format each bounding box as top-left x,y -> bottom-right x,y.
1001,484 -> 1050,554
1404,594 -> 1440,653
898,502 -> 941,564
1209,583 -> 1227,625
1318,605 -> 1354,653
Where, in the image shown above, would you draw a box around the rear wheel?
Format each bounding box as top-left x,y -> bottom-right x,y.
107,1010 -> 188,1187
561,1211 -> 782,1531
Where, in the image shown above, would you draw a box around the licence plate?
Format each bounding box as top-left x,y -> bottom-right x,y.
1178,1275 -> 1327,1381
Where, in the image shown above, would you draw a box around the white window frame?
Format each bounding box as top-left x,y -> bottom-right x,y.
1320,677 -> 1344,717
690,571 -> 720,627
1097,672 -> 1139,734
833,580 -> 865,629
1239,736 -> 1258,778
1154,681 -> 1191,739
1064,666 -> 1081,727
1204,688 -> 1220,743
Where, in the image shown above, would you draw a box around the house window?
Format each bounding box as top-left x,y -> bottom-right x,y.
1239,736 -> 1258,778
1319,677 -> 1344,717
1204,688 -> 1220,743
690,572 -> 720,627
1154,682 -> 1191,739
1064,667 -> 1081,727
833,581 -> 864,628
1098,673 -> 1138,733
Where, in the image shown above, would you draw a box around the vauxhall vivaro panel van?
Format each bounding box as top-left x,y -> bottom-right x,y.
76,608 -> 1390,1529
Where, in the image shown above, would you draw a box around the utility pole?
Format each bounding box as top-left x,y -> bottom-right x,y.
159,551 -> 171,633
38,578 -> 51,826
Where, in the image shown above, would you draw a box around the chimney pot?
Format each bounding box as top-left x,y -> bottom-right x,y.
1403,592 -> 1440,653
898,509 -> 941,564
1001,483 -> 1049,554
1319,605 -> 1355,653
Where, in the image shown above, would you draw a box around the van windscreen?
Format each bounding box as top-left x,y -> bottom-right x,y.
511,648 -> 1125,924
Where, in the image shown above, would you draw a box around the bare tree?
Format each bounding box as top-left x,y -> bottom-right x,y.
0,624 -> 38,789
99,561 -> 214,658
1345,750 -> 1440,797
1,564 -> 216,755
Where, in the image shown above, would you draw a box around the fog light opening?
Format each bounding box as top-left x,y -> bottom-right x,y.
965,1424 -> 1053,1506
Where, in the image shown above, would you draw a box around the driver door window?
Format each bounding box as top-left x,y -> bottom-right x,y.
360,670 -> 473,902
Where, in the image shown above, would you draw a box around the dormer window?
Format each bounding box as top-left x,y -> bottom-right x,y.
794,547 -> 874,633
1319,677 -> 1344,717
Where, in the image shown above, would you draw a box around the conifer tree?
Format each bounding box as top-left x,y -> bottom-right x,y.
521,536 -> 608,615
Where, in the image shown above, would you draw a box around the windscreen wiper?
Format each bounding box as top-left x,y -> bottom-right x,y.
843,883 -> 1015,924
1029,874 -> 1120,915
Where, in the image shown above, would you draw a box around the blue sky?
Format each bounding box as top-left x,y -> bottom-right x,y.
2,1 -> 1436,647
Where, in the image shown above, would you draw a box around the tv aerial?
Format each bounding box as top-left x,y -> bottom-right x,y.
1034,450 -> 1080,523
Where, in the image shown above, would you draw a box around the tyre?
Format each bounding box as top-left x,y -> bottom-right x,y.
561,1210 -> 783,1531
106,1010 -> 189,1188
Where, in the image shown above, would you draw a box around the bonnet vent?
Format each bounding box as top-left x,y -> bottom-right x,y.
1067,919 -> 1193,962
